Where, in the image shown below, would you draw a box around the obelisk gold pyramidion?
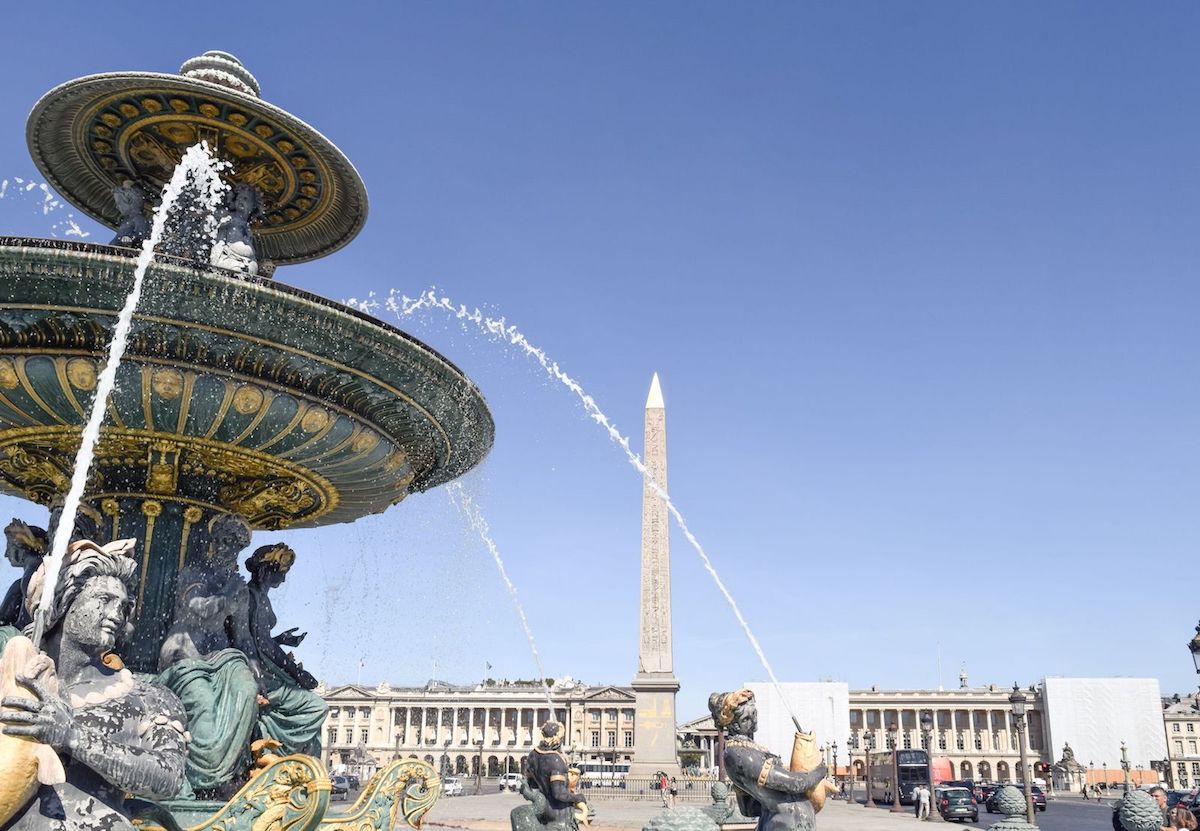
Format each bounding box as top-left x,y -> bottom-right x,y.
629,372 -> 681,776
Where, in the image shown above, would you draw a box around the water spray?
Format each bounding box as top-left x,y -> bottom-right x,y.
350,288 -> 803,728
32,144 -> 228,649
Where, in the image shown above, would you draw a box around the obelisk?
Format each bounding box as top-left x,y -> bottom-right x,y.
629,373 -> 681,776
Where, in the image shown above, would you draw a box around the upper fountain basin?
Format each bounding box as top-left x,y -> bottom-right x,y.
0,237 -> 494,529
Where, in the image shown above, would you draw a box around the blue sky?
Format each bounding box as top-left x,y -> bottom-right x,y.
0,2 -> 1196,721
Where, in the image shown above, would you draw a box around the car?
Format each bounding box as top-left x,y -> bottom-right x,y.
347,774 -> 360,790
986,785 -> 1046,813
500,773 -> 524,792
937,786 -> 978,822
443,776 -> 464,797
330,776 -> 350,802
977,783 -> 1000,805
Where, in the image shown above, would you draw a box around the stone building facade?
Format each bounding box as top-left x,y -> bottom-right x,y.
1163,693 -> 1200,789
317,678 -> 638,778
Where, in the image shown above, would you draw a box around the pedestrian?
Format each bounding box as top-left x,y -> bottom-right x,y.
669,776 -> 678,808
659,772 -> 670,807
1150,786 -> 1175,831
917,785 -> 931,821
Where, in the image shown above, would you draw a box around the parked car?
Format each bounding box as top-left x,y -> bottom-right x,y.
937,786 -> 978,822
977,784 -> 999,805
347,774 -> 360,790
443,776 -> 464,797
500,773 -> 524,792
331,776 -> 350,802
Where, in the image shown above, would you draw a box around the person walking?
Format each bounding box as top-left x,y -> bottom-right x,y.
659,772 -> 670,807
917,784 -> 931,821
668,776 -> 678,808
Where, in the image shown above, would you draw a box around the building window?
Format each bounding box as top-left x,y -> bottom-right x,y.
590,731 -> 600,747
607,731 -> 616,747
330,708 -> 340,718
956,736 -> 965,751
974,737 -> 983,751
1177,741 -> 1185,755
938,738 -> 947,750
360,728 -> 369,744
1189,723 -> 1195,732
902,736 -> 911,749
361,708 -> 371,718
624,731 -> 633,748
1190,741 -> 1197,755
344,730 -> 353,744
1174,724 -> 1182,733
920,736 -> 929,750
590,711 -> 600,721
622,709 -> 635,721
1192,763 -> 1200,775
328,729 -> 337,746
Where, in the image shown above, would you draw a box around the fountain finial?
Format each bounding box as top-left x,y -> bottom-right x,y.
179,50 -> 261,97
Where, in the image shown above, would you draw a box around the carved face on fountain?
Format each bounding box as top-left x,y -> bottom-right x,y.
62,574 -> 132,653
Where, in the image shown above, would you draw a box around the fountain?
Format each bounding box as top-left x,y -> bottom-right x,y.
0,50 -> 492,830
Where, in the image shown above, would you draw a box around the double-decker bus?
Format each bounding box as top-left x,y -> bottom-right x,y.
868,749 -> 929,805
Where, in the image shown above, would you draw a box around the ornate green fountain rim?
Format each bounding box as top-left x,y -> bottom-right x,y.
26,71 -> 368,266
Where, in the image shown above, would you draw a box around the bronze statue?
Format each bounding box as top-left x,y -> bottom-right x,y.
511,721 -> 588,831
110,180 -> 152,248
709,689 -> 828,831
244,543 -> 326,755
0,520 -> 47,630
0,539 -> 188,830
156,514 -> 261,797
210,183 -> 263,275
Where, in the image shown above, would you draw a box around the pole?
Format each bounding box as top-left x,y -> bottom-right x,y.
848,738 -> 856,805
923,724 -> 942,822
866,734 -> 877,808
475,740 -> 484,795
1121,741 -> 1131,794
890,725 -> 904,813
1017,719 -> 1034,825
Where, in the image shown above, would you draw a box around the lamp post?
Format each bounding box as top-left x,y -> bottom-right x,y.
866,732 -> 877,808
832,741 -> 840,796
1009,684 -> 1036,826
848,736 -> 856,804
921,710 -> 942,822
1088,761 -> 1094,796
1103,761 -> 1108,791
889,722 -> 904,813
475,738 -> 485,795
1188,621 -> 1200,674
1120,741 -> 1131,794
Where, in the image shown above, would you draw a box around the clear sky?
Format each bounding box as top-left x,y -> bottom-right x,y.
0,2 -> 1196,722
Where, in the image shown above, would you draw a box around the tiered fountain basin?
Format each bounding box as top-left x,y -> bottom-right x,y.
0,236 -> 493,670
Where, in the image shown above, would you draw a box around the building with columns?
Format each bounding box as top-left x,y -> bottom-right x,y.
317,678 -> 638,778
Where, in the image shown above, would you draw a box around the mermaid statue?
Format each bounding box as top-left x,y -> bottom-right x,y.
709,689 -> 828,831
0,539 -> 188,830
511,721 -> 588,831
0,520 -> 47,632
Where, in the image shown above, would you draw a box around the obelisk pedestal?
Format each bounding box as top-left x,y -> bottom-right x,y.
629,373 -> 681,777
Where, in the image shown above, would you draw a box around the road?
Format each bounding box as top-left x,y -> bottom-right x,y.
856,796 -> 1116,831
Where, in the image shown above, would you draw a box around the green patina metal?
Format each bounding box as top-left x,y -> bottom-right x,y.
0,50 -> 487,830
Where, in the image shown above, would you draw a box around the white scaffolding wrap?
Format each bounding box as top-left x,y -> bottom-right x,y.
746,682 -> 851,760
1041,678 -> 1166,770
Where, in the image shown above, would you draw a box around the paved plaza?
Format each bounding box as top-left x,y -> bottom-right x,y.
422,791 -> 1119,831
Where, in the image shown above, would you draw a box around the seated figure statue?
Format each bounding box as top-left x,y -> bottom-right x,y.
0,539 -> 187,830
243,543 -> 326,756
511,721 -> 587,831
0,519 -> 47,630
110,180 -> 152,248
709,689 -> 828,831
156,515 -> 261,798
210,183 -> 262,276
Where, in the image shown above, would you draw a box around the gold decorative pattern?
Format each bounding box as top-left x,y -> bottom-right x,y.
179,504 -> 204,570
300,408 -> 329,433
0,360 -> 18,390
100,497 -> 120,541
136,499 -> 162,614
321,759 -> 442,831
151,368 -> 184,399
233,384 -> 265,416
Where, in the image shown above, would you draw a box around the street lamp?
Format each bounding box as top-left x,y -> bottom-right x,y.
865,732 -> 877,808
832,741 -> 839,795
1103,761 -> 1109,790
1188,621 -> 1200,674
847,736 -> 856,804
921,710 -> 942,823
1121,741 -> 1131,794
1088,761 -> 1094,796
1009,684 -> 1035,826
474,738 -> 485,795
889,722 -> 904,813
